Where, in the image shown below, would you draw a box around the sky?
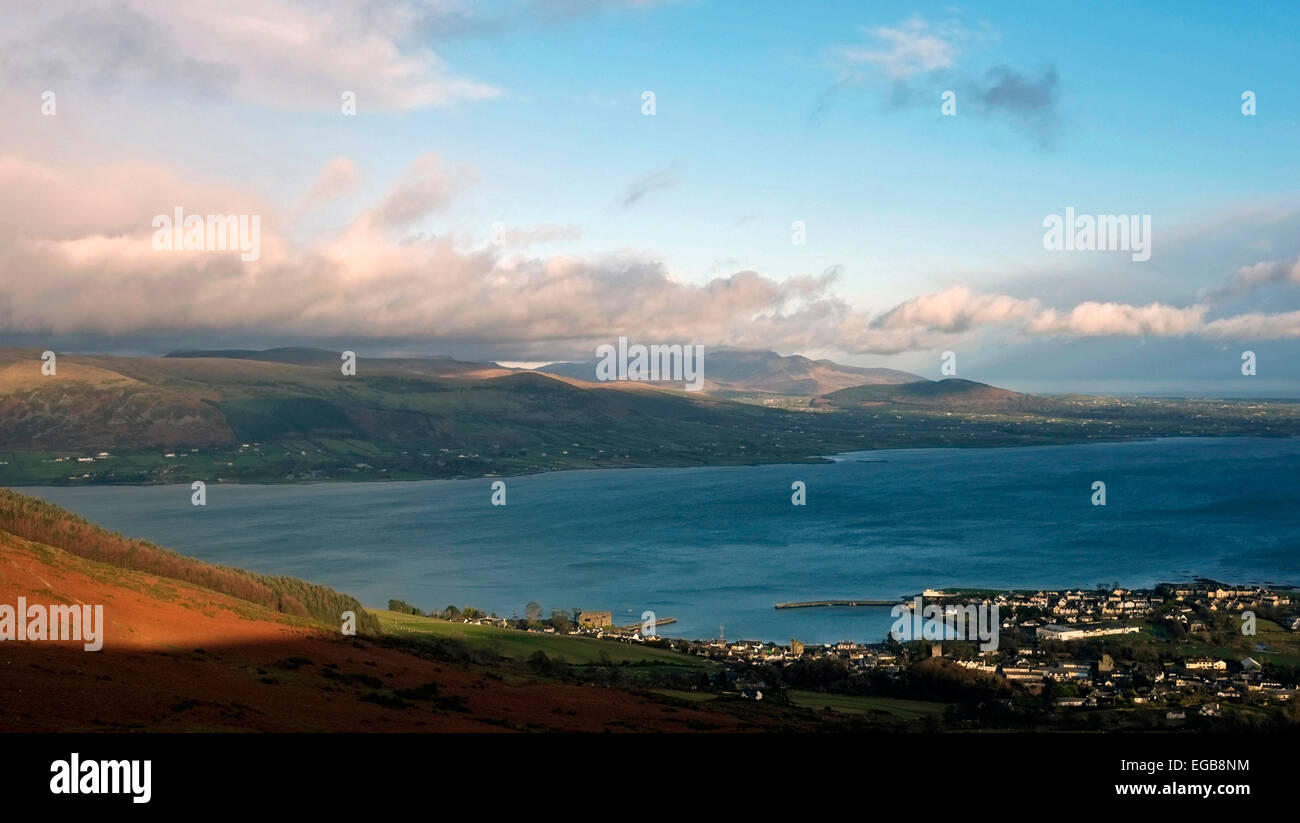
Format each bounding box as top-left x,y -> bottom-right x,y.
1,0 -> 1299,394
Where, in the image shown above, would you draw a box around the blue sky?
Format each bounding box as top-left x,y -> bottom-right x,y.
1,0 -> 1298,393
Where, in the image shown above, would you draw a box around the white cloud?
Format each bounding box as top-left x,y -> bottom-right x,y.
296,156 -> 362,216
839,18 -> 960,80
0,0 -> 501,111
1204,310 -> 1300,340
493,224 -> 584,247
371,153 -> 473,230
3,154 -> 1300,355
1028,302 -> 1207,337
1206,256 -> 1300,302
874,286 -> 1040,332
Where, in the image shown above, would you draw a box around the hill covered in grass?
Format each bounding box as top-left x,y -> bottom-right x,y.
0,491 -> 833,732
2,346 -> 1300,484
540,348 -> 923,395
0,488 -> 378,633
817,378 -> 1033,410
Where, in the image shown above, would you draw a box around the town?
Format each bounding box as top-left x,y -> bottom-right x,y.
433,581 -> 1300,730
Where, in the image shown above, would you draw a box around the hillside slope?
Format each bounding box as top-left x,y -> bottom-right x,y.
3,347 -> 1299,484
818,379 -> 1033,411
0,346 -> 889,482
0,491 -> 767,733
540,348 -> 923,395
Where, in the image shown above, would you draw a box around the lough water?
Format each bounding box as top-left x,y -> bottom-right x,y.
19,437 -> 1300,644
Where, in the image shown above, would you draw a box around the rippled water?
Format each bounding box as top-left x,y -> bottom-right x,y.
20,437 -> 1300,644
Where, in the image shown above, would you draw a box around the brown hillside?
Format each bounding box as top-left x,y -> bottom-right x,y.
0,492 -> 771,733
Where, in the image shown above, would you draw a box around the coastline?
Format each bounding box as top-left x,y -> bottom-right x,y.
5,432 -> 1298,488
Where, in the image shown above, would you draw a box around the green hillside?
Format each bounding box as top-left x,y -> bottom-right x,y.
374,609 -> 712,679
2,346 -> 1299,484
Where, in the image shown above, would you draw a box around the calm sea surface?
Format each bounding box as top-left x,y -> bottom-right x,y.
19,437 -> 1300,644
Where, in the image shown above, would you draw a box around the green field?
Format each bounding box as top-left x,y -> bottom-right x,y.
373,609 -> 711,672
787,689 -> 951,719
1171,618 -> 1300,667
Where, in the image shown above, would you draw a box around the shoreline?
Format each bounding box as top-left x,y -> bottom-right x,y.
5,432 -> 1296,489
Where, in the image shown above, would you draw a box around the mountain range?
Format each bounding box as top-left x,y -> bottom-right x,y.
1,346 -> 1297,484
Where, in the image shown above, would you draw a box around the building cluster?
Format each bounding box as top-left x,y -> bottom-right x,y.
558,583 -> 1300,714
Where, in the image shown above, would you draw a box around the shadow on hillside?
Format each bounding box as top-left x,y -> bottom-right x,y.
0,633 -> 753,734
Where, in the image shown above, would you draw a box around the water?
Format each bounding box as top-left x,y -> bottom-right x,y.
17,437 -> 1300,644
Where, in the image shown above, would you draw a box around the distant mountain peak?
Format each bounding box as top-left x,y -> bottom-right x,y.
537,348 -> 923,396
817,378 -> 1027,410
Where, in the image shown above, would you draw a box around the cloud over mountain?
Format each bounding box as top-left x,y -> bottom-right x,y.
2,153 -> 1299,358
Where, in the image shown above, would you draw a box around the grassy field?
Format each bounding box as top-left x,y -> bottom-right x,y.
1172,618 -> 1300,667
373,609 -> 711,672
787,689 -> 951,719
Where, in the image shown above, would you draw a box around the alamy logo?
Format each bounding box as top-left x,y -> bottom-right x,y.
152,207 -> 261,262
0,597 -> 103,651
50,753 -> 151,804
890,597 -> 999,651
595,337 -> 704,392
1042,206 -> 1151,262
